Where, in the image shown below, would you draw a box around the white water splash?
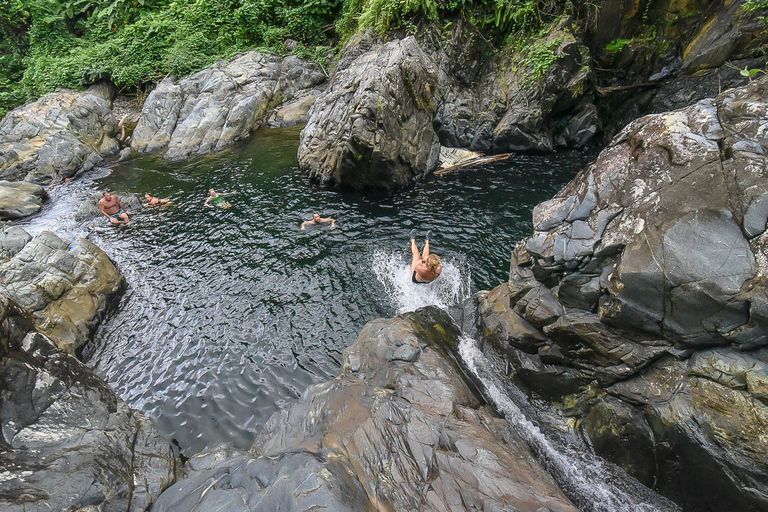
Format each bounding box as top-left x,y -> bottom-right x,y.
16,167 -> 112,238
458,335 -> 677,512
371,249 -> 471,314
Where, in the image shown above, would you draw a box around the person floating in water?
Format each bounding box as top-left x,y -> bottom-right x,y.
410,229 -> 441,284
143,193 -> 170,208
301,213 -> 336,230
204,188 -> 234,209
98,191 -> 130,225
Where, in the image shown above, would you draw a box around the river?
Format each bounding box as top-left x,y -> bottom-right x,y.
17,126 -> 597,457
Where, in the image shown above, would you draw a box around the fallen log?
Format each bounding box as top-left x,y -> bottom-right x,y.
435,153 -> 512,177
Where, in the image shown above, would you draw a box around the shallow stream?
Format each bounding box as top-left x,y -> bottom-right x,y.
18,126 -> 596,456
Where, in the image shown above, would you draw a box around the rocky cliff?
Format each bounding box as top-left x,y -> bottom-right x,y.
0,228 -> 180,511
476,74 -> 768,511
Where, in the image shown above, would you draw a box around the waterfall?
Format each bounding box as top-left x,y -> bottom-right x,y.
458,335 -> 680,512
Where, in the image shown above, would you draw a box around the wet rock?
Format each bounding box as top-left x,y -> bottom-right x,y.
0,83 -> 119,184
158,307 -> 579,511
298,36 -> 440,189
132,52 -> 325,160
0,181 -> 46,220
0,331 -> 178,512
477,76 -> 768,510
0,229 -> 123,353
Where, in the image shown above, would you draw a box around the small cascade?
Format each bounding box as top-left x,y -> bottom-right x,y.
371,249 -> 472,314
458,335 -> 680,512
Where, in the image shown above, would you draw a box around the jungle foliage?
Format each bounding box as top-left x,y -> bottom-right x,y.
0,0 -> 575,118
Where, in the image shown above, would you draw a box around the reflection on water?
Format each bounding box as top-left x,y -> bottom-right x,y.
17,126 -> 596,456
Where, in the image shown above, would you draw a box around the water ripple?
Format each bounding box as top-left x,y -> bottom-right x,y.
18,127 -> 596,456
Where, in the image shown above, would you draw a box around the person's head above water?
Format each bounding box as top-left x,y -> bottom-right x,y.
209,188 -> 217,196
424,253 -> 441,272
312,213 -> 322,223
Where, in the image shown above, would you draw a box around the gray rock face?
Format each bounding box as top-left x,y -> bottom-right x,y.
478,76 -> 768,511
0,181 -> 46,219
434,18 -> 598,153
132,52 -> 326,160
0,229 -> 124,353
298,36 -> 440,189
0,83 -> 119,184
0,330 -> 178,512
156,307 -> 578,511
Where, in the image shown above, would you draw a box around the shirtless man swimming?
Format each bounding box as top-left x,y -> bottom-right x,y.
143,193 -> 170,208
410,230 -> 441,284
98,191 -> 130,225
301,213 -> 336,230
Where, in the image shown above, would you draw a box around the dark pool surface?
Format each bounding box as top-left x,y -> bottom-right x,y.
54,127 -> 598,456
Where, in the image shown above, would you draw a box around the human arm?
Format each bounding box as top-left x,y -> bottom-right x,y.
204,197 -> 212,208
300,220 -> 310,230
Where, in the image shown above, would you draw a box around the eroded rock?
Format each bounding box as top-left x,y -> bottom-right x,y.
0,229 -> 123,353
156,307 -> 579,511
0,181 -> 46,220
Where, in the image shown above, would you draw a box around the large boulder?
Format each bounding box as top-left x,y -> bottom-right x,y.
0,229 -> 124,353
132,52 -> 326,160
0,83 -> 120,184
153,307 -> 578,511
0,181 -> 47,220
298,35 -> 440,189
435,17 -> 598,153
0,328 -> 179,511
477,75 -> 768,510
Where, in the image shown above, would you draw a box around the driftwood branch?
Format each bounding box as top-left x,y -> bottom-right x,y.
595,82 -> 659,96
434,153 -> 512,177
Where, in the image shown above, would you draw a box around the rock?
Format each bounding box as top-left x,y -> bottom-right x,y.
0,224 -> 32,263
0,229 -> 124,353
0,331 -> 179,512
265,89 -> 322,128
0,84 -> 119,184
157,307 -> 579,511
298,36 -> 440,189
132,52 -> 326,160
0,181 -> 46,219
476,76 -> 768,510
433,18 -> 599,154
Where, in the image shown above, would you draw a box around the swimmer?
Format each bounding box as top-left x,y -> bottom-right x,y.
143,193 -> 170,208
204,188 -> 234,209
301,213 -> 336,230
410,229 -> 441,284
98,191 -> 130,225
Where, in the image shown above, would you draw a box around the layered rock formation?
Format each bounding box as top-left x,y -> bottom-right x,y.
132,52 -> 326,160
0,82 -> 121,184
0,235 -> 179,512
477,75 -> 768,511
0,228 -> 124,354
152,307 -> 579,511
298,36 -> 440,189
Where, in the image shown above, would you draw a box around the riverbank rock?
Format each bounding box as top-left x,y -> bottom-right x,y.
298,35 -> 440,189
0,181 -> 47,220
0,83 -> 120,184
434,17 -> 598,153
153,307 -> 578,511
131,52 -> 326,160
0,229 -> 124,354
477,75 -> 768,511
0,324 -> 179,511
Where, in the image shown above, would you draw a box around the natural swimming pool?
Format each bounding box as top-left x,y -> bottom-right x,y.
20,126 -> 597,456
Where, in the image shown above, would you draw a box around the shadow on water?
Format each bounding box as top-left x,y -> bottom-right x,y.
18,126 -> 597,456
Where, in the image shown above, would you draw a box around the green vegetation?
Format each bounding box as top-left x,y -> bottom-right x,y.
0,0 -> 342,118
0,0 -> 577,119
605,38 -> 631,53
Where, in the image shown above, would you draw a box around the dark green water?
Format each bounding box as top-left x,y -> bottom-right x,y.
28,127 -> 595,456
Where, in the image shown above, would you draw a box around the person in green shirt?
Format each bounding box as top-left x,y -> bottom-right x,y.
204,188 -> 234,209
